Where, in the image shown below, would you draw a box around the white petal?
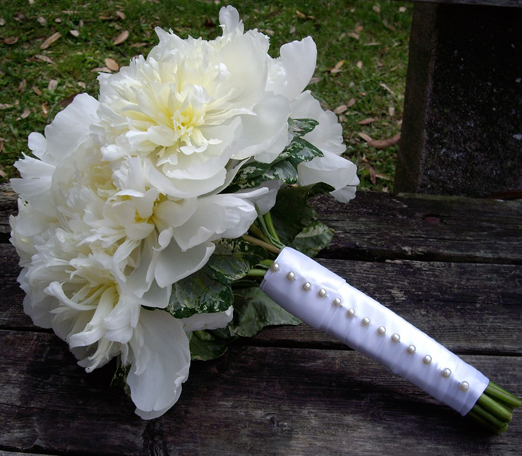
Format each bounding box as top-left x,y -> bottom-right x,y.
182,305 -> 233,332
155,240 -> 215,288
44,93 -> 99,164
298,151 -> 358,191
232,94 -> 291,163
127,309 -> 190,419
268,37 -> 317,100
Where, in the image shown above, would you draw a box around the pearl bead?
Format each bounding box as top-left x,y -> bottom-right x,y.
332,297 -> 342,307
442,368 -> 452,378
423,355 -> 432,365
391,333 -> 400,343
377,326 -> 386,336
346,308 -> 356,318
407,345 -> 416,354
302,282 -> 312,291
459,381 -> 470,392
318,288 -> 327,298
286,271 -> 296,281
270,262 -> 280,272
361,317 -> 370,326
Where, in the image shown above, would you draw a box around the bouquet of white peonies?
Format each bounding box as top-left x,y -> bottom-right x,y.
10,6 -> 519,431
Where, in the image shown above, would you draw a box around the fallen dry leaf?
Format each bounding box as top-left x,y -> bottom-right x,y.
368,132 -> 401,149
116,11 -> 126,20
355,25 -> 364,33
375,173 -> 393,181
399,6 -> 407,13
380,83 -> 394,94
347,32 -> 359,40
289,25 -> 296,34
358,118 -> 377,125
334,105 -> 348,115
99,15 -> 111,20
79,19 -> 84,27
358,132 -> 373,143
114,30 -> 129,45
369,167 -> 376,185
364,42 -> 380,46
0,103 -> 14,110
338,32 -> 346,40
48,79 -> 58,90
330,60 -> 345,74
347,98 -> 357,108
41,102 -> 49,117
55,18 -> 62,23
21,107 -> 31,119
77,81 -> 86,89
32,86 -> 42,96
357,60 -> 363,69
69,30 -> 80,37
130,42 -> 147,48
59,93 -> 81,107
373,5 -> 381,13
0,140 -> 3,153
105,58 -> 119,71
17,79 -> 27,93
389,106 -> 395,116
4,37 -> 19,45
92,67 -> 112,73
0,18 -> 5,26
37,16 -> 47,26
35,54 -> 57,65
40,31 -> 61,49
295,10 -> 307,19
0,167 -> 6,178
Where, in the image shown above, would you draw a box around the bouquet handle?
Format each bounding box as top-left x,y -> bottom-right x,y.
260,247 -> 489,416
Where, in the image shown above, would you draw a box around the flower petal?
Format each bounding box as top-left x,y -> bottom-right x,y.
127,309 -> 190,420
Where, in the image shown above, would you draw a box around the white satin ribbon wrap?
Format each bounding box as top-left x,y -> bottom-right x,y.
260,247 -> 488,416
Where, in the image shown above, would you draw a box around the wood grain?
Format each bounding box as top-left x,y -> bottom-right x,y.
1,187 -> 521,455
1,330 -> 520,456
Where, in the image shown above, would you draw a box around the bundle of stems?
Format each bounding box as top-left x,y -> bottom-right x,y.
244,211 -> 521,434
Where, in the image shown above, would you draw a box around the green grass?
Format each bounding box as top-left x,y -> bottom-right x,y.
0,0 -> 412,191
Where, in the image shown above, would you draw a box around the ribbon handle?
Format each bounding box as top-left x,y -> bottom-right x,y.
260,247 -> 488,416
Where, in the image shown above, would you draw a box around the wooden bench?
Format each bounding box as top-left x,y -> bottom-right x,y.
1,186 -> 521,455
394,0 -> 522,197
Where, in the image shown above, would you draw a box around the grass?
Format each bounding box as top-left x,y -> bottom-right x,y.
0,0 -> 412,191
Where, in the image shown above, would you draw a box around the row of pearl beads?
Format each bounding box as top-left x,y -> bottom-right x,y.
270,262 -> 470,392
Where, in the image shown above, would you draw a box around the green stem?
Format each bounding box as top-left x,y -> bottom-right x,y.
263,212 -> 281,243
485,384 -> 522,409
477,394 -> 513,422
246,268 -> 267,277
242,235 -> 281,255
469,381 -> 521,434
488,382 -> 522,406
248,225 -> 271,244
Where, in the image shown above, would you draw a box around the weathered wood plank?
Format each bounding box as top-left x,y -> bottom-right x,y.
2,246 -> 520,355
315,192 -> 522,264
1,329 -> 520,456
393,0 -> 522,7
3,189 -> 522,264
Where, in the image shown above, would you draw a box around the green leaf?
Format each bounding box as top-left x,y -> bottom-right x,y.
291,221 -> 334,258
165,238 -> 267,320
110,363 -> 131,396
270,183 -> 334,247
212,287 -> 301,339
165,266 -> 233,319
227,118 -> 323,191
188,331 -> 234,361
288,118 -> 319,137
210,238 -> 268,283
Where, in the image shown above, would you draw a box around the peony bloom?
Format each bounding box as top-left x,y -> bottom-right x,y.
95,6 -> 292,199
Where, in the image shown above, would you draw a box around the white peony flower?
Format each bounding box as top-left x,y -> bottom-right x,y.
290,91 -> 360,202
95,5 -> 293,199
